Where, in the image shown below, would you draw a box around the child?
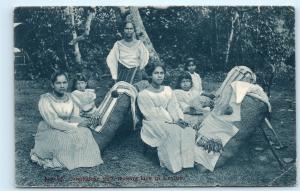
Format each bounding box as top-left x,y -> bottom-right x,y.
174,72 -> 213,115
185,57 -> 203,94
71,74 -> 97,117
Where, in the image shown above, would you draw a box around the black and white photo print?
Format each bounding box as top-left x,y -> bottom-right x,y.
14,6 -> 296,187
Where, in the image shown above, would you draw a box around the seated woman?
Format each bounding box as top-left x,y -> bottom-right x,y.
30,71 -> 103,170
137,63 -> 196,173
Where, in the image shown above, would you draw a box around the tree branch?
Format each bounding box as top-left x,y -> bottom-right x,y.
69,7 -> 96,46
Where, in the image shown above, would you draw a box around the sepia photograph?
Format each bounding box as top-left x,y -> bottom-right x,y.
14,6 -> 295,187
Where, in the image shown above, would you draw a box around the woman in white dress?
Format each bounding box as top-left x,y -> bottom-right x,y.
106,21 -> 149,84
137,64 -> 196,173
30,71 -> 103,170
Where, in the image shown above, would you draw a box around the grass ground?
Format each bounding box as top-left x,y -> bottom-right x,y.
15,77 -> 296,187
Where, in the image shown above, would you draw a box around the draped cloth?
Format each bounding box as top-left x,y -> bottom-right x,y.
194,113 -> 239,172
94,81 -> 138,132
231,81 -> 271,112
193,66 -> 269,172
213,66 -> 257,116
106,40 -> 149,82
188,72 -> 203,94
215,66 -> 256,106
218,81 -> 271,122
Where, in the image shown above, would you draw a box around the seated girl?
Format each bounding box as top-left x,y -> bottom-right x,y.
137,63 -> 196,173
174,72 -> 213,115
71,74 -> 97,117
185,57 -> 215,99
185,57 -> 202,93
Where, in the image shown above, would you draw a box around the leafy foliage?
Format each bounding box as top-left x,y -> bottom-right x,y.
14,6 -> 294,87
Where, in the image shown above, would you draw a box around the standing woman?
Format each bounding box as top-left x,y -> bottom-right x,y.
30,71 -> 103,170
106,21 -> 149,84
137,64 -> 196,173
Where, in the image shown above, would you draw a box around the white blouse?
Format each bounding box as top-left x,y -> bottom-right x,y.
106,40 -> 149,80
38,93 -> 80,131
137,86 -> 183,122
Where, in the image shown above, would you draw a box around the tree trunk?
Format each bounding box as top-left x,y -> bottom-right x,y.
123,7 -> 161,64
224,11 -> 239,67
210,8 -> 219,70
67,7 -> 82,65
69,7 -> 96,46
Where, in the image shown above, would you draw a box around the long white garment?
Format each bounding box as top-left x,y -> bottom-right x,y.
137,86 -> 195,173
31,93 -> 103,170
106,40 -> 149,80
189,72 -> 203,94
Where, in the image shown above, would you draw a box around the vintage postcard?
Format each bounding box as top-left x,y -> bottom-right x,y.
14,6 -> 296,187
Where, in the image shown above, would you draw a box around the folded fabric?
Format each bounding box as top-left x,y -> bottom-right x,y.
194,112 -> 239,172
94,81 -> 138,132
231,81 -> 271,112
